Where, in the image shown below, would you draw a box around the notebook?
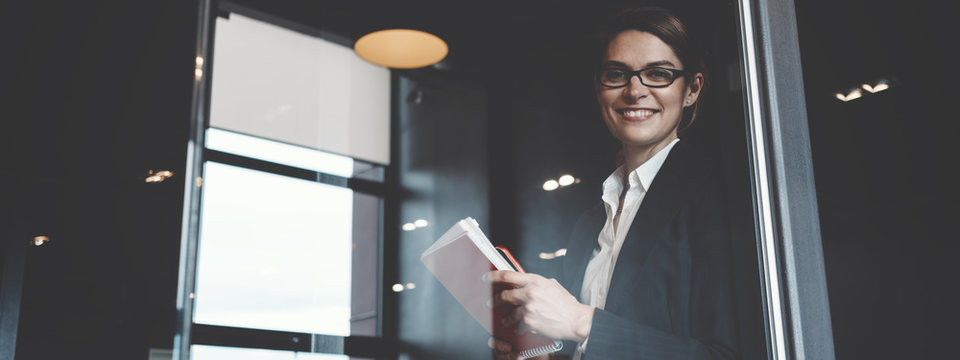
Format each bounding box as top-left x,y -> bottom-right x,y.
420,217 -> 563,359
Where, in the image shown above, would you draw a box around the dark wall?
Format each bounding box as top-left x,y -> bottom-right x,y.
1,1 -> 197,358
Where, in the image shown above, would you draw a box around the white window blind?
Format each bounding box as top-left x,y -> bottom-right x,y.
209,14 -> 391,165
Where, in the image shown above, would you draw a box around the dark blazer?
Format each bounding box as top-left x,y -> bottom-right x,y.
558,141 -> 739,359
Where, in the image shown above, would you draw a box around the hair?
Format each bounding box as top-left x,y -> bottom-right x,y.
594,7 -> 708,133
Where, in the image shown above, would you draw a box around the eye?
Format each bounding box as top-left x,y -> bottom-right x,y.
601,69 -> 628,82
644,68 -> 674,81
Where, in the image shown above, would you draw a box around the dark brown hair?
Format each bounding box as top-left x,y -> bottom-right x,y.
595,7 -> 707,133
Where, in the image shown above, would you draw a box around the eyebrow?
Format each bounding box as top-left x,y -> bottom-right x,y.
601,60 -> 679,69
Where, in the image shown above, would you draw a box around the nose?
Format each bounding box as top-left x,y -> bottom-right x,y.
623,74 -> 650,100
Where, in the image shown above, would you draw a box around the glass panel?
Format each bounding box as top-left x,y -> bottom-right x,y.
194,162 -> 352,335
386,4 -> 769,359
183,1 -> 775,360
796,1 -> 957,358
350,192 -> 381,336
190,345 -> 348,360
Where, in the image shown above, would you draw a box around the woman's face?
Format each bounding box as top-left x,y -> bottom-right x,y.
596,30 -> 702,151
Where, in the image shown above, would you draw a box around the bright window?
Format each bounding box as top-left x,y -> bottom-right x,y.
194,162 -> 353,335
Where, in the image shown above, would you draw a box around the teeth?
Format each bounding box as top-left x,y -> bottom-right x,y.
623,109 -> 654,118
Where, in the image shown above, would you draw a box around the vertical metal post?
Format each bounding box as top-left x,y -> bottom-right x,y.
173,0 -> 213,359
737,0 -> 837,359
0,228 -> 26,360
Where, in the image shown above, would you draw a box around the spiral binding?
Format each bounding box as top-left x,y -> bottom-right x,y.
519,340 -> 563,359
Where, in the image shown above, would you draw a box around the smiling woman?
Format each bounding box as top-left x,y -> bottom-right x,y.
595,30 -> 704,171
489,7 -> 738,360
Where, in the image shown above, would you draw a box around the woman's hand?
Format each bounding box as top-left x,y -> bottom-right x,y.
487,270 -> 594,342
489,337 -> 551,360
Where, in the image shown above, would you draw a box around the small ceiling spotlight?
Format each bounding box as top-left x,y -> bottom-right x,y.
558,174 -> 576,186
402,223 -> 417,231
405,282 -> 417,290
835,88 -> 862,102
31,235 -> 51,247
542,179 -> 560,191
413,219 -> 429,228
145,170 -> 174,183
392,283 -> 405,292
538,248 -> 568,260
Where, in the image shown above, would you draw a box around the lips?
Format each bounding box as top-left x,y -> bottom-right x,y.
618,108 -> 659,121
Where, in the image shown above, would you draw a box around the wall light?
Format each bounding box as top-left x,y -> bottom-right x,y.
538,248 -> 567,260
861,82 -> 889,93
354,29 -> 448,69
405,282 -> 417,290
837,78 -> 893,102
542,180 -> 560,191
31,235 -> 51,247
414,219 -> 429,228
195,56 -> 204,81
402,223 -> 417,231
543,174 -> 580,191
392,283 -> 405,292
835,89 -> 862,102
145,170 -> 175,183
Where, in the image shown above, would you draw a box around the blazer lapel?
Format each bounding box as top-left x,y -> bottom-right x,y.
562,204 -> 605,297
603,143 -> 691,314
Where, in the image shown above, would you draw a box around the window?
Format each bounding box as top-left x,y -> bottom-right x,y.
177,6 -> 391,359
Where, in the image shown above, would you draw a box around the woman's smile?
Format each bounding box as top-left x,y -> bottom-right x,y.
618,108 -> 660,121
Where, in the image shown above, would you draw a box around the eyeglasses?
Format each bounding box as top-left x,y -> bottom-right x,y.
596,67 -> 688,88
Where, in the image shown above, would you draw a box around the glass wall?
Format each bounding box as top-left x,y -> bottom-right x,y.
177,0 -> 838,359
795,0 -> 958,358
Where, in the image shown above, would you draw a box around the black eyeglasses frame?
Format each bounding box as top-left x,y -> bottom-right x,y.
596,67 -> 690,89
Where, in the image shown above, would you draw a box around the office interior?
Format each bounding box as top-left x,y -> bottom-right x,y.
1,0 -> 956,359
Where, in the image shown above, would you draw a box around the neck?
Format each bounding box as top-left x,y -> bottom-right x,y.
621,135 -> 678,173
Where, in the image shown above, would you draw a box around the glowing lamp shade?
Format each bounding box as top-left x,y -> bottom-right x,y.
354,29 -> 448,69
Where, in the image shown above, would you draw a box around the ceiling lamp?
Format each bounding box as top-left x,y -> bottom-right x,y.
354,29 -> 448,69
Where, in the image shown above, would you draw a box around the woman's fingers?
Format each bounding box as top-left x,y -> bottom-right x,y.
488,337 -> 521,360
488,337 -> 513,353
487,270 -> 537,287
495,287 -> 526,307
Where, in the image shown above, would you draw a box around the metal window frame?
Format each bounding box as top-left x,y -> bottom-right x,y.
737,0 -> 836,359
174,0 -> 392,358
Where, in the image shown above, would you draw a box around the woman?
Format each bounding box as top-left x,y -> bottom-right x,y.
489,7 -> 738,360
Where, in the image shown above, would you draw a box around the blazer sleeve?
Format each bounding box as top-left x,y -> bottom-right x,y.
580,173 -> 739,360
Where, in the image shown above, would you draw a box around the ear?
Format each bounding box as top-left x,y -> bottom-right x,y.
683,72 -> 704,107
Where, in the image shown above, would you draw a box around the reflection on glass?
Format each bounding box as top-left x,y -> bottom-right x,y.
206,128 -> 354,177
195,162 -> 352,335
191,345 -> 348,360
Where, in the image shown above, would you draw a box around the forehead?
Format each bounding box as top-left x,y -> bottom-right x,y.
603,30 -> 681,68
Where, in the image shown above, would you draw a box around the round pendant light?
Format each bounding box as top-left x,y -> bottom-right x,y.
354,29 -> 448,69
